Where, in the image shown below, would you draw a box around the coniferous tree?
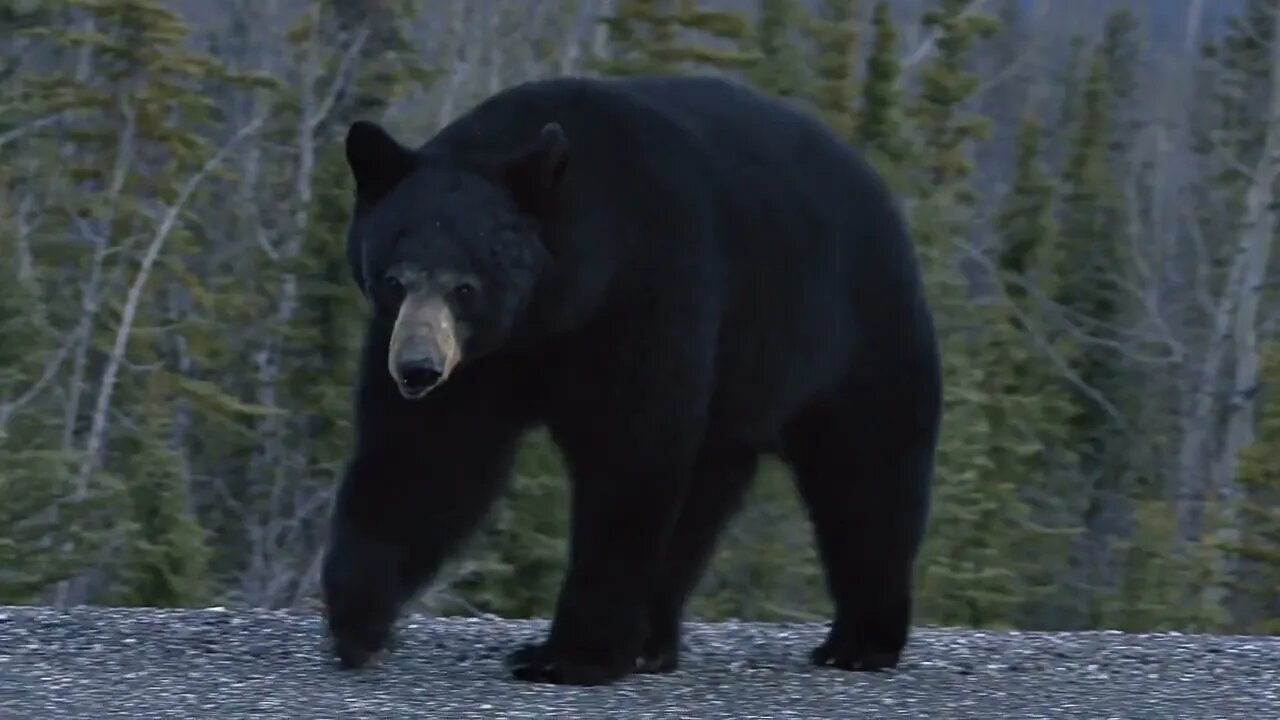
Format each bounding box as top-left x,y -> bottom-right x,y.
595,0 -> 754,77
0,177 -> 100,603
804,0 -> 860,138
1052,30 -> 1144,627
13,0 -> 274,604
902,0 -> 1006,626
855,1 -> 910,189
749,0 -> 810,98
987,114 -> 1084,624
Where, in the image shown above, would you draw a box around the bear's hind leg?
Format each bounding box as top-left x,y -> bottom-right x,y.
781,371 -> 939,672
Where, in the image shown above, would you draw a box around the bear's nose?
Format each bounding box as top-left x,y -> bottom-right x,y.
397,359 -> 442,392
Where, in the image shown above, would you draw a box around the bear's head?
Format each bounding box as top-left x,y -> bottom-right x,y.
343,119 -> 569,400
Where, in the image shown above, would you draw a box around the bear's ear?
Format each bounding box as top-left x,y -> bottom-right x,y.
501,122 -> 570,218
345,120 -> 417,204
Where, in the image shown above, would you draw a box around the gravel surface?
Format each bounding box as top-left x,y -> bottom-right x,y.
0,606 -> 1277,719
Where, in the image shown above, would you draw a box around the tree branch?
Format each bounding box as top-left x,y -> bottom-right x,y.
74,113 -> 269,491
0,111 -> 71,149
903,0 -> 994,70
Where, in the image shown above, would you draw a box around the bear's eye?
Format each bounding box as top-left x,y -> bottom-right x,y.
451,282 -> 477,302
445,280 -> 476,304
382,275 -> 405,300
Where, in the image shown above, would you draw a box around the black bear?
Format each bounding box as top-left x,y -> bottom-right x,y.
320,74 -> 942,686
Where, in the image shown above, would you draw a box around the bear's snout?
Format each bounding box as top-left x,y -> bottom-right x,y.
387,291 -> 464,399
396,358 -> 443,397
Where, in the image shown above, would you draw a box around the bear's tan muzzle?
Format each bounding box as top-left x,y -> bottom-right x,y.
388,291 -> 464,399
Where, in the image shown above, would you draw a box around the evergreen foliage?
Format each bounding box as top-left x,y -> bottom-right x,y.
0,0 -> 1275,636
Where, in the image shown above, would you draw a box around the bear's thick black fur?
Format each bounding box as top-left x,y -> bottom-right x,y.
321,74 -> 942,686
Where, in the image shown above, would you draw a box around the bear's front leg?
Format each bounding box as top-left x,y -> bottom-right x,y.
505,310 -> 716,686
321,321 -> 530,669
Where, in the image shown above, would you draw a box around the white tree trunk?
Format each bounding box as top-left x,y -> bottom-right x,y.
242,12 -> 367,606
76,115 -> 268,490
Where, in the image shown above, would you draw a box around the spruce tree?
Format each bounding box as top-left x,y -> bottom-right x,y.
749,0 -> 810,98
12,0 -> 276,604
1052,26 -> 1148,626
594,0 -> 754,77
855,1 -> 911,189
987,113 -> 1084,623
902,0 -> 1009,627
0,180 -> 99,603
803,0 -> 860,138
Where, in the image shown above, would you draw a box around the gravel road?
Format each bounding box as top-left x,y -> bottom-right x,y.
0,606 -> 1276,719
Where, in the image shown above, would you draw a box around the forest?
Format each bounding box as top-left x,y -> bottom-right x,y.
0,0 -> 1277,637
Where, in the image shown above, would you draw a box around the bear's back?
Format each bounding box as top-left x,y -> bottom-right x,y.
431,73 -> 909,288
427,76 -> 928,442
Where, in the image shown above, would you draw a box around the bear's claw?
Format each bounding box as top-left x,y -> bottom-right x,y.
334,643 -> 386,670
505,642 -> 635,686
634,648 -> 679,674
809,630 -> 902,672
634,632 -> 680,674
